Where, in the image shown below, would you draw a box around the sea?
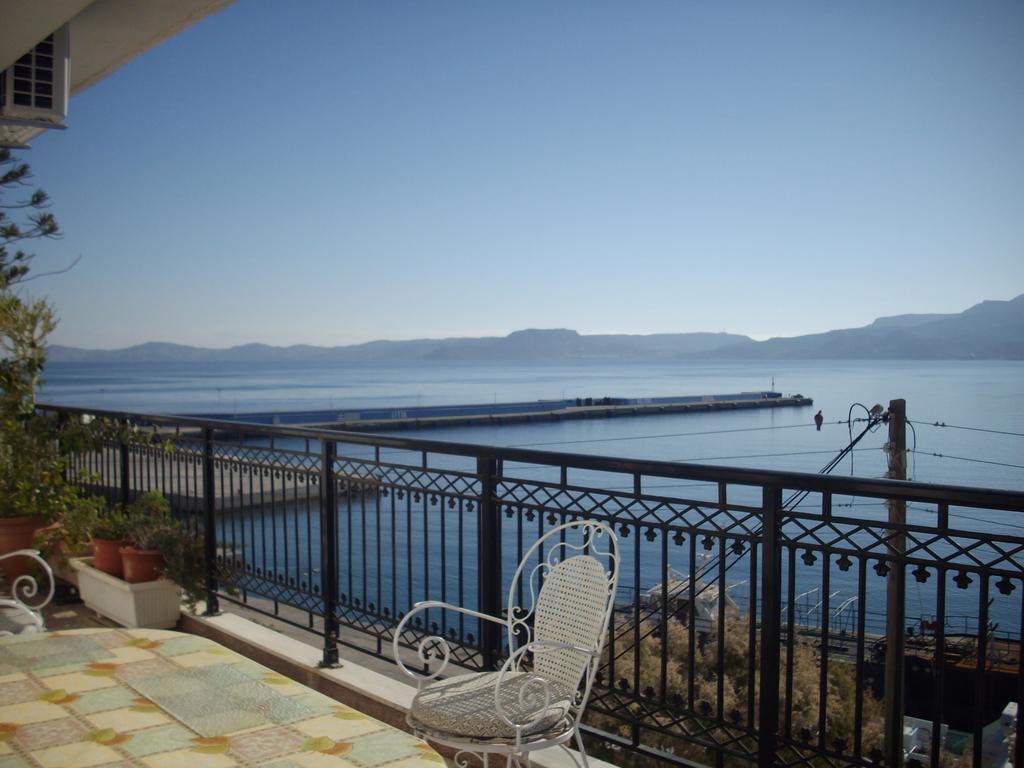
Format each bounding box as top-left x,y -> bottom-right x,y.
39,359 -> 1024,490
37,359 -> 1024,635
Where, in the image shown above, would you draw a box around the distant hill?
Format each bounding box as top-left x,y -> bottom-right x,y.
48,329 -> 751,364
865,312 -> 956,330
700,294 -> 1024,360
46,294 -> 1024,363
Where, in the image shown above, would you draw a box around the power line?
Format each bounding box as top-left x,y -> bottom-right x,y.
818,500 -> 1024,534
505,421 -> 833,449
789,500 -> 884,510
908,420 -> 1024,439
780,500 -> 1024,532
905,505 -> 1024,536
371,433 -> 883,473
360,415 -> 873,459
499,466 -> 723,491
948,510 -> 1024,532
585,481 -> 721,492
908,450 -> 1024,471
669,447 -> 879,463
778,414 -> 887,516
906,418 -> 917,480
608,412 -> 888,655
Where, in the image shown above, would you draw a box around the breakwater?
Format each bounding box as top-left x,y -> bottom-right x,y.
195,390 -> 812,432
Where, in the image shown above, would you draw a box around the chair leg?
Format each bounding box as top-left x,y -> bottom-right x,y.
574,728 -> 590,768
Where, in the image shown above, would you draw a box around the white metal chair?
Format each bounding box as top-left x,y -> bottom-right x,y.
0,549 -> 55,636
393,520 -> 619,767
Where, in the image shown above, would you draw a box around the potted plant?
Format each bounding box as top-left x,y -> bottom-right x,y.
0,402 -> 92,579
33,493 -> 106,584
71,491 -> 207,627
126,510 -> 206,612
119,491 -> 174,583
90,506 -> 131,577
38,422 -> 181,578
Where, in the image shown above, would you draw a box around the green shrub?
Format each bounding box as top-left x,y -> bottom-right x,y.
124,492 -> 205,611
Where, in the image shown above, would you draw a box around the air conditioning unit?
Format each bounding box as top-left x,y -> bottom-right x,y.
0,25 -> 70,128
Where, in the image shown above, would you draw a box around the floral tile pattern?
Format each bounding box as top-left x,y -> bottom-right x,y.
0,628 -> 440,767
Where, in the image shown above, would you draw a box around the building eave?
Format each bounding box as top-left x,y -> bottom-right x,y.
65,0 -> 236,97
1,0 -> 234,148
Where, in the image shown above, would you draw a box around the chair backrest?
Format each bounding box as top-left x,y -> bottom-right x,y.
506,521 -> 618,693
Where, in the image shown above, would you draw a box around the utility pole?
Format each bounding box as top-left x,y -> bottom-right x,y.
883,398 -> 907,767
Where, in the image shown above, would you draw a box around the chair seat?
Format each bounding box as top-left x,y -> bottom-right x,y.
409,670 -> 574,741
0,600 -> 43,635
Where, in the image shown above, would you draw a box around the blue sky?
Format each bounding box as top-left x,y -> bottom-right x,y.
22,1 -> 1024,349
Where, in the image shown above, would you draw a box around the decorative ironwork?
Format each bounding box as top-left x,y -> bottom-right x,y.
35,403 -> 1024,768
0,549 -> 55,635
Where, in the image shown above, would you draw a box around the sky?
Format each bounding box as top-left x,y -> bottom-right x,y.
18,1 -> 1024,349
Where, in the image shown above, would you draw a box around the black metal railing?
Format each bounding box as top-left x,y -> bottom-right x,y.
41,403 -> 1024,768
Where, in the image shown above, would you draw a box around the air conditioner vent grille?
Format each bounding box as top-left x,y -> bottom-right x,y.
1,25 -> 69,147
10,35 -> 58,110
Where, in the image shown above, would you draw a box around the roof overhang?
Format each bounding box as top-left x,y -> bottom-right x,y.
1,0 -> 234,148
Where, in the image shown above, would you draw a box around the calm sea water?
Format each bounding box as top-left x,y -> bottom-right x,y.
40,359 -> 1024,490
39,359 -> 1024,633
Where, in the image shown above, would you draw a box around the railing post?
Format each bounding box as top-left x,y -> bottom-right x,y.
884,399 -> 907,767
202,427 -> 220,615
477,456 -> 503,670
758,484 -> 783,768
319,440 -> 340,667
119,418 -> 131,508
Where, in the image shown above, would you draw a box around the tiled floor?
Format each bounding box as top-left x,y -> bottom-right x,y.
1,627 -> 444,767
0,581 -> 467,767
39,589 -> 410,684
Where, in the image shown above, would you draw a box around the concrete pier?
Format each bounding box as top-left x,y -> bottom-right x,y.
195,392 -> 814,433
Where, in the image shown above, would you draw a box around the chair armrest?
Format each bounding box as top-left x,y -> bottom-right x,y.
391,600 -> 505,685
0,550 -> 54,636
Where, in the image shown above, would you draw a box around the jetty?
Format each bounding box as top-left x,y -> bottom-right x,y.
72,391 -> 811,513
196,391 -> 812,432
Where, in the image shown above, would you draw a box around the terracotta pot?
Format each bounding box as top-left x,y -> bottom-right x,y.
119,546 -> 165,584
0,515 -> 46,579
92,537 -> 128,577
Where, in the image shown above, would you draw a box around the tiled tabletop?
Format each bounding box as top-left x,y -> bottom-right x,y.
0,628 -> 443,768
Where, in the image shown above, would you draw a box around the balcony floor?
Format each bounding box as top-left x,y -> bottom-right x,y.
20,581 -> 614,768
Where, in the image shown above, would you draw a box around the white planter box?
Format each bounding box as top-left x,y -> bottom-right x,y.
71,557 -> 182,629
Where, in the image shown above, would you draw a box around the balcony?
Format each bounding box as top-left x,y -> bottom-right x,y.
26,403 -> 1024,768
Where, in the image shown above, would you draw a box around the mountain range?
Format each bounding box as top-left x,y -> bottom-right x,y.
48,294 -> 1024,363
